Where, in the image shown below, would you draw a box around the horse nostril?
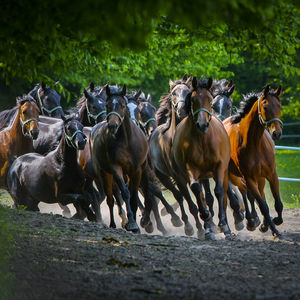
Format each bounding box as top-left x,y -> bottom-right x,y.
272,131 -> 281,141
30,129 -> 39,140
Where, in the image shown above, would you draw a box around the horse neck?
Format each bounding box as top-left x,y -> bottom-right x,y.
117,114 -> 132,143
240,101 -> 265,147
78,105 -> 89,126
167,105 -> 179,134
56,132 -> 77,166
11,108 -> 34,151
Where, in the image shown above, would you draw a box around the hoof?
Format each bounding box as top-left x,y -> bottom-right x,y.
125,221 -> 139,232
171,215 -> 183,227
197,228 -> 205,239
235,221 -> 245,231
210,220 -> 218,233
160,207 -> 168,217
233,211 -> 244,223
259,223 -> 269,233
273,231 -> 282,240
145,222 -> 154,233
205,231 -> 216,241
140,215 -> 150,228
225,232 -> 236,241
246,219 -> 256,231
200,210 -> 211,222
219,224 -> 230,235
109,223 -> 116,229
253,216 -> 261,228
62,210 -> 72,218
184,222 -> 194,236
120,214 -> 128,228
273,217 -> 283,226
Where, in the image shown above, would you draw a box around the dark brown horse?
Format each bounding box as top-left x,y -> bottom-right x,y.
0,95 -> 40,188
224,85 -> 283,237
171,77 -> 231,239
5,116 -> 96,219
91,84 -> 151,232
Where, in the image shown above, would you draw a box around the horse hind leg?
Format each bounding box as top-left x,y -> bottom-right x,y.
103,173 -> 117,228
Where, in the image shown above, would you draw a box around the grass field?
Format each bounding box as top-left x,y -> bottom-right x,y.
265,149 -> 300,208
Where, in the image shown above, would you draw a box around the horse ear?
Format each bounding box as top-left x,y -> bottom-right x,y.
83,88 -> 89,99
121,85 -> 127,96
263,85 -> 270,97
169,79 -> 175,91
182,74 -> 188,81
228,85 -> 235,96
206,78 -> 213,90
225,80 -> 233,88
106,85 -> 111,97
147,93 -> 152,102
185,76 -> 193,87
192,77 -> 198,90
135,89 -> 142,101
41,82 -> 46,90
274,85 -> 282,96
89,82 -> 95,92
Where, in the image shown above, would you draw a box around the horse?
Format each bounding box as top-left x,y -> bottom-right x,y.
5,116 -> 96,219
149,75 -> 209,237
138,97 -> 156,136
28,82 -> 64,119
91,84 -> 152,232
223,85 -> 283,237
0,95 -> 40,189
171,77 -> 232,239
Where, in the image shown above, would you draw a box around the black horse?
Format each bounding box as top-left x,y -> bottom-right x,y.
5,116 -> 95,220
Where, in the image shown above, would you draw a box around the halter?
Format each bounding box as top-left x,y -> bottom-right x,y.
64,128 -> 86,149
19,115 -> 39,137
106,111 -> 124,123
139,117 -> 156,129
257,96 -> 283,129
37,87 -> 63,116
85,103 -> 106,125
191,107 -> 212,122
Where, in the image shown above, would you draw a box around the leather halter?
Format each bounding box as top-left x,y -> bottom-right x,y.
85,103 -> 106,125
64,128 -> 86,149
257,96 -> 283,129
191,107 -> 212,122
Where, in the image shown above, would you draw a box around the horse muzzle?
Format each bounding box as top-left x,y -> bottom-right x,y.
30,129 -> 39,140
108,123 -> 119,136
271,129 -> 282,141
196,122 -> 209,133
76,139 -> 87,150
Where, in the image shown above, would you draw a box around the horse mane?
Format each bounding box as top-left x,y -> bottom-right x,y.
231,92 -> 259,124
0,94 -> 35,130
156,93 -> 171,126
211,79 -> 230,97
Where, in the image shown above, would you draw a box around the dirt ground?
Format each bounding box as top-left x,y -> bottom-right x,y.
2,195 -> 300,300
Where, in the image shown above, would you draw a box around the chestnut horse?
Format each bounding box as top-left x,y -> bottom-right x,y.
171,77 -> 231,239
0,95 -> 40,188
224,85 -> 283,237
91,85 -> 151,232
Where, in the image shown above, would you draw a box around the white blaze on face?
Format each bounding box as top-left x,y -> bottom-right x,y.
127,102 -> 137,120
219,97 -> 224,115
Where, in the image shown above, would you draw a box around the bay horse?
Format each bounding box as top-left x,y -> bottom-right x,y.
91,84 -> 151,232
138,96 -> 156,136
223,85 -> 283,237
29,82 -> 64,118
171,77 -> 231,239
0,95 -> 40,188
5,116 -> 96,219
149,75 -> 207,237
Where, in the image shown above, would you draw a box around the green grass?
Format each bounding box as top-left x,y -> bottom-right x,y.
265,149 -> 300,208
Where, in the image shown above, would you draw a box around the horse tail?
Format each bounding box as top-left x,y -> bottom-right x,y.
4,156 -> 17,190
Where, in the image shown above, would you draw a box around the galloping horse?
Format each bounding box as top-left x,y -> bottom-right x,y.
171,77 -> 231,239
224,85 -> 283,237
5,116 -> 95,219
91,85 -> 151,232
0,95 -> 40,188
29,83 -> 64,119
138,97 -> 156,136
149,75 -> 207,237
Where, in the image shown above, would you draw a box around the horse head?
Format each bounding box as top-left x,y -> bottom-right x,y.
18,95 -> 40,140
186,77 -> 213,133
62,116 -> 87,150
258,85 -> 283,140
211,84 -> 235,121
138,101 -> 157,136
83,88 -> 107,124
105,84 -> 128,136
32,83 -> 64,118
170,83 -> 191,120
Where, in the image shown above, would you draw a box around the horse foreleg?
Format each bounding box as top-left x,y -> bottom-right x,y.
58,203 -> 72,218
113,185 -> 127,228
113,169 -> 139,232
246,178 -> 280,237
267,171 -> 283,226
103,173 -> 116,228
